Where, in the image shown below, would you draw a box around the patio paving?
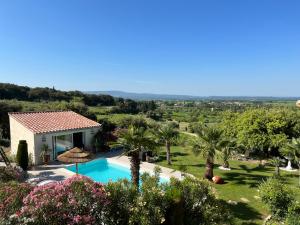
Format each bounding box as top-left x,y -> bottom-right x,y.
26,150 -> 183,182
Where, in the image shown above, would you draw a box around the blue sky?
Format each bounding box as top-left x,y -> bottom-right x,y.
0,0 -> 299,96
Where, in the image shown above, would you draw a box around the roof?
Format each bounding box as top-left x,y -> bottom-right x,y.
8,111 -> 101,134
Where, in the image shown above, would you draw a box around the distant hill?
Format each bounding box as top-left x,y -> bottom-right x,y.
86,91 -> 205,101
86,90 -> 300,101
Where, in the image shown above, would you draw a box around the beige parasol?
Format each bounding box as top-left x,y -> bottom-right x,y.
57,147 -> 94,175
296,100 -> 300,108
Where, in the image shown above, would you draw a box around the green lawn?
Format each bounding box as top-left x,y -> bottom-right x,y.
156,145 -> 300,225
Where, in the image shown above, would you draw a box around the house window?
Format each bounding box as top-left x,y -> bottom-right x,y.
53,134 -> 73,158
42,135 -> 46,142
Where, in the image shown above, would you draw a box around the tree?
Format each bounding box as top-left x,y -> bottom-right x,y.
119,125 -> 156,188
156,123 -> 179,165
220,139 -> 236,169
270,157 -> 282,176
282,138 -> 300,186
0,102 -> 22,138
192,126 -> 224,179
16,140 -> 29,171
93,119 -> 116,152
221,109 -> 300,158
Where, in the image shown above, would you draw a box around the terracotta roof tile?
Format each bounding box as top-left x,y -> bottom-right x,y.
9,111 -> 101,134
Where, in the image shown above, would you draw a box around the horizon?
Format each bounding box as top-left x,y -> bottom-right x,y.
0,1 -> 300,96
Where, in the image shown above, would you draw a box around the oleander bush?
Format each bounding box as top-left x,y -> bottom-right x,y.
0,166 -> 26,183
0,182 -> 32,221
0,173 -> 232,225
19,175 -> 108,225
104,179 -> 138,225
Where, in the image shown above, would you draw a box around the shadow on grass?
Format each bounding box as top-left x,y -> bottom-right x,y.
156,152 -> 189,163
222,172 -> 268,188
227,201 -> 263,224
238,164 -> 274,174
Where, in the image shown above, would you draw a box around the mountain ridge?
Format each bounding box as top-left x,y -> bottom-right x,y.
86,90 -> 299,101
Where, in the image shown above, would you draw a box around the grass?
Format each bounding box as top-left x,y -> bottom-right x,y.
156,144 -> 300,225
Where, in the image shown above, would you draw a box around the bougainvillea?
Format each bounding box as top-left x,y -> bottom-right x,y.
20,175 -> 108,225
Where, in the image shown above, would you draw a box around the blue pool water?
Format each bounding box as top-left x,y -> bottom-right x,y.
66,158 -> 168,183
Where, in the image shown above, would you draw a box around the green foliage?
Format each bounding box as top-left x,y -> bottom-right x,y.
259,177 -> 295,220
220,139 -> 237,168
0,101 -> 22,138
0,182 -> 32,221
281,137 -> 300,164
286,202 -> 300,225
105,179 -> 138,225
16,140 -> 29,171
156,122 -> 179,145
165,177 -> 232,225
0,82 -> 115,106
119,125 -> 157,187
0,166 -> 26,183
112,99 -> 156,114
270,157 -> 282,176
93,119 -> 117,152
220,108 -> 300,157
132,171 -> 169,225
188,122 -> 204,133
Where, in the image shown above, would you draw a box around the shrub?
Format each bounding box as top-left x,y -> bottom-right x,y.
132,169 -> 231,225
16,140 -> 28,171
259,177 -> 295,220
0,182 -> 32,220
286,202 -> 300,225
104,179 -> 138,225
20,175 -> 108,225
130,169 -> 169,225
166,177 -> 231,225
0,166 -> 26,183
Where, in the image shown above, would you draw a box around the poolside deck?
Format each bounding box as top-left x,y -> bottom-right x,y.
26,151 -> 183,182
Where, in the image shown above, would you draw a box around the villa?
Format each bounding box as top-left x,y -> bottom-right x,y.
8,111 -> 101,165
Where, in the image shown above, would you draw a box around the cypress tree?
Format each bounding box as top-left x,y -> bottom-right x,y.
16,140 -> 28,171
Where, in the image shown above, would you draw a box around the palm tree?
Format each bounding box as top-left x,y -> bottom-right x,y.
156,123 -> 179,165
282,138 -> 300,186
119,125 -> 156,188
221,139 -> 236,169
192,126 -> 224,179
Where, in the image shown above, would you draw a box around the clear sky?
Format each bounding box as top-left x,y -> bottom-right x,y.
0,0 -> 299,96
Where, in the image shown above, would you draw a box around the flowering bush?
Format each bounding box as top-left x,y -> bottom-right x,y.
0,166 -> 26,183
165,176 -> 231,225
130,169 -> 168,225
0,181 -> 32,220
104,179 -> 138,225
0,174 -> 232,225
20,175 -> 108,225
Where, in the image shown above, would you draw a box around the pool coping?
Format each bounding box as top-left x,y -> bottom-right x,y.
27,154 -> 183,183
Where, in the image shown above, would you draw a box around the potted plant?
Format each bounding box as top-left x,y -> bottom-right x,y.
40,144 -> 50,165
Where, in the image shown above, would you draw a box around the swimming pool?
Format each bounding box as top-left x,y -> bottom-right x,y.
66,158 -> 168,183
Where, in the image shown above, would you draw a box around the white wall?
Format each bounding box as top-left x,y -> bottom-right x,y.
10,115 -> 101,165
9,117 -> 36,163
34,127 -> 100,165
